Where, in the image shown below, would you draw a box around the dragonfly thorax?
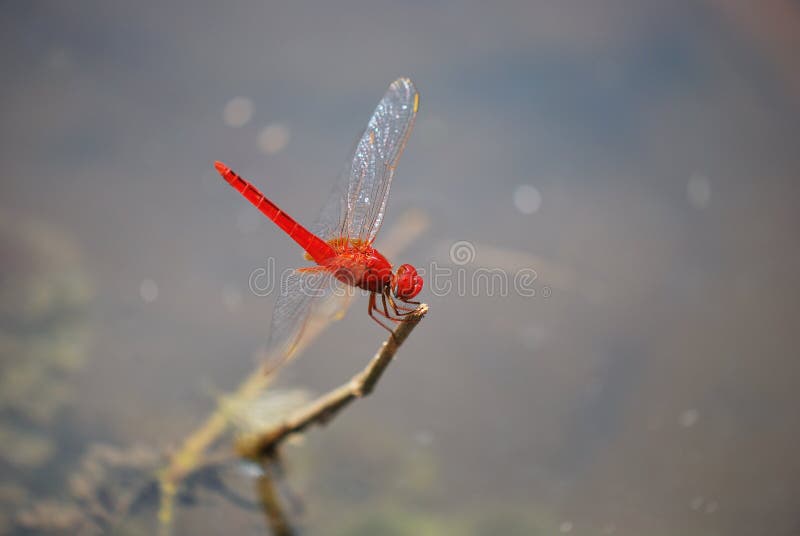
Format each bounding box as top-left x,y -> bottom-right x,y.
320,241 -> 422,301
323,242 -> 394,294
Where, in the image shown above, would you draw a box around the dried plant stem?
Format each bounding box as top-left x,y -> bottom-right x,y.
236,304 -> 428,460
255,467 -> 295,536
157,210 -> 430,533
157,365 -> 274,532
156,322 -> 331,533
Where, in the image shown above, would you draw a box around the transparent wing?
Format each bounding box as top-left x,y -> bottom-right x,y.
310,78 -> 419,244
309,161 -> 350,241
266,267 -> 350,366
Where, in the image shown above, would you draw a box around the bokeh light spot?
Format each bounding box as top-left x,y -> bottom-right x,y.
414,430 -> 434,447
257,123 -> 290,154
513,184 -> 542,215
223,97 -> 254,127
222,284 -> 243,312
679,408 -> 700,427
687,174 -> 711,209
139,279 -> 158,303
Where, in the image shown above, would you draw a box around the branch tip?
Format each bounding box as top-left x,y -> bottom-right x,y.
236,303 -> 428,460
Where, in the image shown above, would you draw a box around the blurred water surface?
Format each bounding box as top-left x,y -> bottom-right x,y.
2,1 -> 799,534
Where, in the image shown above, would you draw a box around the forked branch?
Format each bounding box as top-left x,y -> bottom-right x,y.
236,304 -> 428,460
157,210 -> 429,532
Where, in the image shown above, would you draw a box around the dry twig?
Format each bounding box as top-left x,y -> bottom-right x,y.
255,465 -> 295,536
156,210 -> 429,532
236,304 -> 428,460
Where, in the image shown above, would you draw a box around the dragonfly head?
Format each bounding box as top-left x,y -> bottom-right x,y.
392,264 -> 423,301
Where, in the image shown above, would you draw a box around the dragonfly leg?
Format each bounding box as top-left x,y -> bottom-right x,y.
368,292 -> 397,334
385,290 -> 418,316
381,291 -> 394,319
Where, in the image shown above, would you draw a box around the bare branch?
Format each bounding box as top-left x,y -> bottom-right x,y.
255,464 -> 295,536
236,304 -> 428,460
157,209 -> 430,532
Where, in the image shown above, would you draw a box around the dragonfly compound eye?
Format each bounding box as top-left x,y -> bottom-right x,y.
393,264 -> 423,300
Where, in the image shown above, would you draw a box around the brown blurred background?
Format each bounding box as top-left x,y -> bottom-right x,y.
1,1 -> 799,534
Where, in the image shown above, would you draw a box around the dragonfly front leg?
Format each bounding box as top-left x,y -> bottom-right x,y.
380,291 -> 395,320
368,292 -> 397,334
385,289 -> 418,316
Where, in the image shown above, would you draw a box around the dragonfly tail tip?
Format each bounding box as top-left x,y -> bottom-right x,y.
213,160 -> 229,176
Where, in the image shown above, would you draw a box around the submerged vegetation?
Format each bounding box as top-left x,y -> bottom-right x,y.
3,211 -> 438,535
0,213 -> 92,532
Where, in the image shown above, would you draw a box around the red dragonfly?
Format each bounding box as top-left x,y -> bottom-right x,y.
215,78 -> 423,360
